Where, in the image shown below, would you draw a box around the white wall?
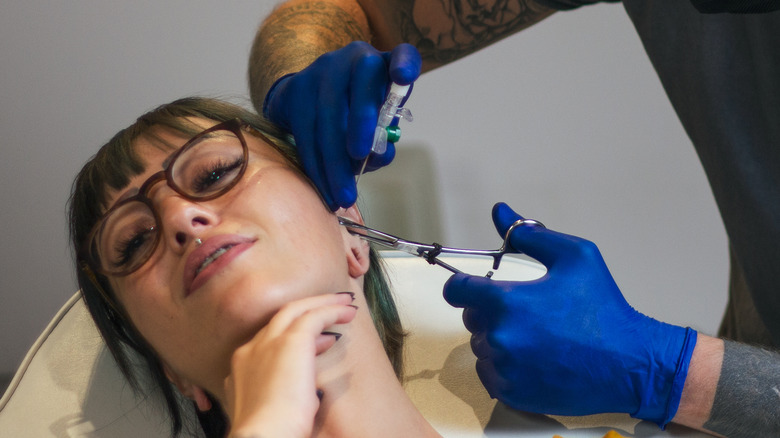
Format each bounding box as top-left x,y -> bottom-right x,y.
0,2 -> 727,377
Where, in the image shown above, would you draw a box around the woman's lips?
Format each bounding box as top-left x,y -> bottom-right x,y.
184,235 -> 256,296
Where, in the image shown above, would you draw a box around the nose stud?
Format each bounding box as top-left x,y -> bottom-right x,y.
195,238 -> 203,246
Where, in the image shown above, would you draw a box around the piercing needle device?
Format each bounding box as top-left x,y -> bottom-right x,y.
356,82 -> 413,185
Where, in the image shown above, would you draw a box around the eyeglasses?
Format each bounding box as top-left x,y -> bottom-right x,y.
82,118 -> 259,277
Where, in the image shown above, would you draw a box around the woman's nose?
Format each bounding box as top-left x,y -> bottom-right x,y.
151,186 -> 219,250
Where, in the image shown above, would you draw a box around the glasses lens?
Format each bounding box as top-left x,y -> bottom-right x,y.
171,128 -> 246,199
96,201 -> 158,274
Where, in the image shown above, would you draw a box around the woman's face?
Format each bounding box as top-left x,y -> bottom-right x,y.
103,119 -> 367,393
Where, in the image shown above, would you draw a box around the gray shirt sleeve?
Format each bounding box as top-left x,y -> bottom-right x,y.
535,0 -> 779,12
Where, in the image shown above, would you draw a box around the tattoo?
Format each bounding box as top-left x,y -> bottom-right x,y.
248,0 -> 553,109
394,0 -> 554,66
248,1 -> 368,111
704,340 -> 780,437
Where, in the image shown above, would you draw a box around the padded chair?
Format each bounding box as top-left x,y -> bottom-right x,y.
0,252 -> 707,437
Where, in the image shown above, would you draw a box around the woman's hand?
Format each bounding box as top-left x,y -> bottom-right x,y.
224,292 -> 358,438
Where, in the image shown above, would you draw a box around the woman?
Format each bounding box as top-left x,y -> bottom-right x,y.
69,97 -> 441,437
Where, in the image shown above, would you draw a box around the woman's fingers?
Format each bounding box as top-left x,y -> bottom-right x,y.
225,292 -> 359,437
232,291 -> 358,370
260,291 -> 357,337
315,331 -> 343,355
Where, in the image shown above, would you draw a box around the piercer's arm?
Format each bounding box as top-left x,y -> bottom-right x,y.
248,0 -> 555,107
674,334 -> 780,437
248,0 -> 370,110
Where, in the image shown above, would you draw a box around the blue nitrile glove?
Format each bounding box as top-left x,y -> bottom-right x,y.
263,41 -> 421,210
443,202 -> 698,428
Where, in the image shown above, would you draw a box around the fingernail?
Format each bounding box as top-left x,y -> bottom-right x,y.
321,331 -> 342,341
337,291 -> 355,301
316,389 -> 324,401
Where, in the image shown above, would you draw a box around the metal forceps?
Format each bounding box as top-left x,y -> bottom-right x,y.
338,216 -> 545,277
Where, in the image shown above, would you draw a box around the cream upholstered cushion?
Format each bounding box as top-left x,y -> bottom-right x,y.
0,292 -> 192,437
0,253 -> 704,437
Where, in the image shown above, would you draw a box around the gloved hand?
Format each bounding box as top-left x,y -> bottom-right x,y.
263,41 -> 422,210
443,203 -> 698,428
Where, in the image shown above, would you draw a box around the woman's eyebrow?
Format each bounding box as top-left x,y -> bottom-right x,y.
112,149 -> 175,208
112,187 -> 140,207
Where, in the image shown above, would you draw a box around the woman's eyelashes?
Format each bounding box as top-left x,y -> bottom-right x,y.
112,225 -> 154,268
189,157 -> 244,194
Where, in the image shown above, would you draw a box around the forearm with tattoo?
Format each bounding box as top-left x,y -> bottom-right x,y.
703,340 -> 780,437
386,0 -> 555,68
249,0 -> 555,109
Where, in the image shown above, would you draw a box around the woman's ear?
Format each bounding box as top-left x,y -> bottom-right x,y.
163,363 -> 212,412
337,205 -> 370,278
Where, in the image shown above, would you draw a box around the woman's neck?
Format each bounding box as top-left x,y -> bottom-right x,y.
311,302 -> 441,438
